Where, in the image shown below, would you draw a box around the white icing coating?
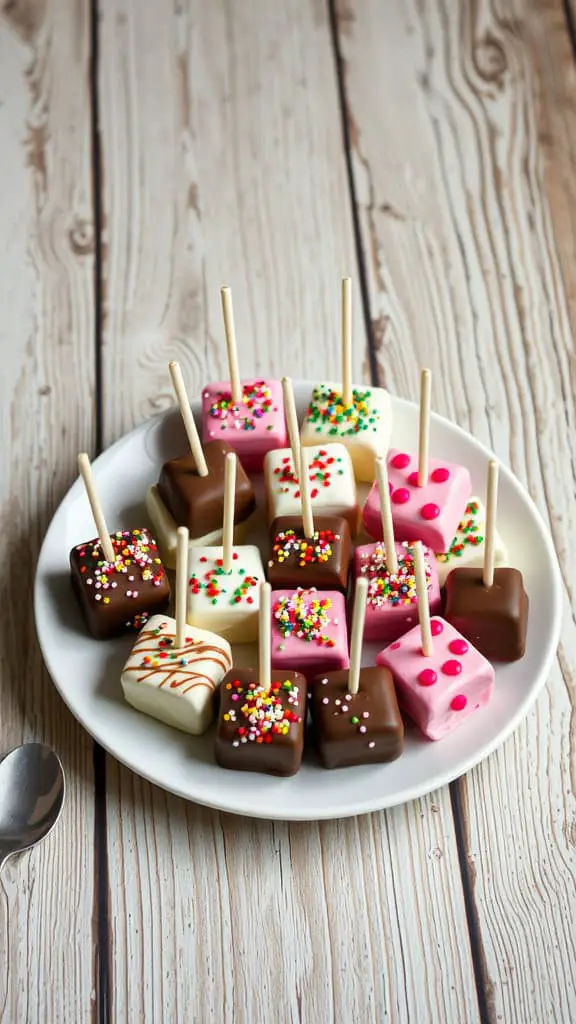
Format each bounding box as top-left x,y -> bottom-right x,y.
435,496 -> 508,586
300,382 -> 392,482
121,614 -> 232,735
187,545 -> 265,643
145,485 -> 248,570
264,442 -> 359,533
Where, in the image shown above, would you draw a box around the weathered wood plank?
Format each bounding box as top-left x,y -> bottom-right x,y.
0,2 -> 96,1021
97,1 -> 479,1020
336,0 -> 576,1019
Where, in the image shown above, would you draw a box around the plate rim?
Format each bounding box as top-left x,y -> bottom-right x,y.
34,384 -> 563,820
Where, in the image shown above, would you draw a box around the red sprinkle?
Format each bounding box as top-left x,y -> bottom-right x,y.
391,452 -> 410,469
449,638 -> 469,655
431,467 -> 450,483
431,619 -> 444,636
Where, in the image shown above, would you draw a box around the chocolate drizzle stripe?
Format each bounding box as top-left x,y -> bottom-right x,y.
126,630 -> 232,693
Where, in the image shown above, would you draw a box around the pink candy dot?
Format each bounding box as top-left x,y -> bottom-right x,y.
420,503 -> 440,520
389,641 -> 401,651
441,659 -> 462,676
392,488 -> 410,505
431,619 -> 444,636
391,453 -> 410,469
418,668 -> 437,687
431,467 -> 450,483
407,471 -> 420,487
449,638 -> 469,655
450,694 -> 467,711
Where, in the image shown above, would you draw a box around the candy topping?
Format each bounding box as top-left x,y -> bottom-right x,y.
304,384 -> 380,436
450,694 -> 468,711
431,619 -> 444,636
441,659 -> 462,676
271,528 -> 339,567
272,448 -> 344,498
223,679 -> 302,742
206,380 -> 275,431
357,542 -> 432,608
418,669 -> 438,687
75,529 -> 166,616
420,503 -> 440,520
392,488 -> 410,505
431,467 -> 450,483
273,589 -> 335,648
437,501 -> 484,563
391,453 -> 410,469
189,559 -> 260,606
449,638 -> 469,655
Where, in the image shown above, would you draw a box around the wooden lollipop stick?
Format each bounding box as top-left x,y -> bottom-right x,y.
175,526 -> 189,649
413,541 -> 433,656
299,447 -> 314,539
418,368 -> 432,487
483,460 -> 499,589
282,376 -> 301,475
220,286 -> 242,406
169,361 -> 209,477
222,452 -> 236,574
348,577 -> 368,695
77,453 -> 115,562
342,277 -> 352,408
258,581 -> 272,693
376,457 -> 397,574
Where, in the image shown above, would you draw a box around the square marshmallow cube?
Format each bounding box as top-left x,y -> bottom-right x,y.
121,614 -> 232,735
187,545 -> 265,643
215,669 -> 307,777
309,667 -> 404,768
201,379 -> 287,471
377,616 -> 494,741
300,382 -> 392,482
271,588 -> 349,682
354,541 -> 442,644
435,497 -> 508,586
146,485 -> 249,570
362,449 -> 472,552
70,529 -> 170,639
264,443 -> 359,535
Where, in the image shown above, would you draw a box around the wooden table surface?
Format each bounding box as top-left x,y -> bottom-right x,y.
1,1 -> 575,1021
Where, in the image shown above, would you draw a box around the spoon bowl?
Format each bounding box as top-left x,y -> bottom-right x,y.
0,743 -> 65,871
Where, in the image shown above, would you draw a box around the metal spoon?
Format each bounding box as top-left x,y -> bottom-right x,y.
0,743 -> 65,872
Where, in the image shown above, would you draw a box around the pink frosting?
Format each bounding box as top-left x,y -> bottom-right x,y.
201,379 -> 288,471
362,449 -> 472,551
353,541 -> 442,643
270,588 -> 349,683
377,616 -> 494,740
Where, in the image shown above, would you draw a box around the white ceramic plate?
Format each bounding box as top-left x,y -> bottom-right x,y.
34,382 -> 562,820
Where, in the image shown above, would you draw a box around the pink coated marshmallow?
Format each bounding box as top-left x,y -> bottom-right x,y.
270,588 -> 349,683
362,449 -> 472,552
201,378 -> 288,472
354,541 -> 442,644
377,616 -> 494,741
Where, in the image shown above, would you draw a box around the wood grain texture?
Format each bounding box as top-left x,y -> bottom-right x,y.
97,1 -> 479,1021
0,2 -> 96,1022
336,0 -> 576,1019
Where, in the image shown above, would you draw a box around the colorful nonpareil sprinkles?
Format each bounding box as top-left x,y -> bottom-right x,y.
205,380 -> 275,432
437,501 -> 483,562
357,542 -> 432,608
273,589 -> 335,648
304,385 -> 380,436
189,554 -> 259,606
272,449 -> 345,499
75,529 -> 166,603
223,679 -> 302,745
270,528 -> 339,567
